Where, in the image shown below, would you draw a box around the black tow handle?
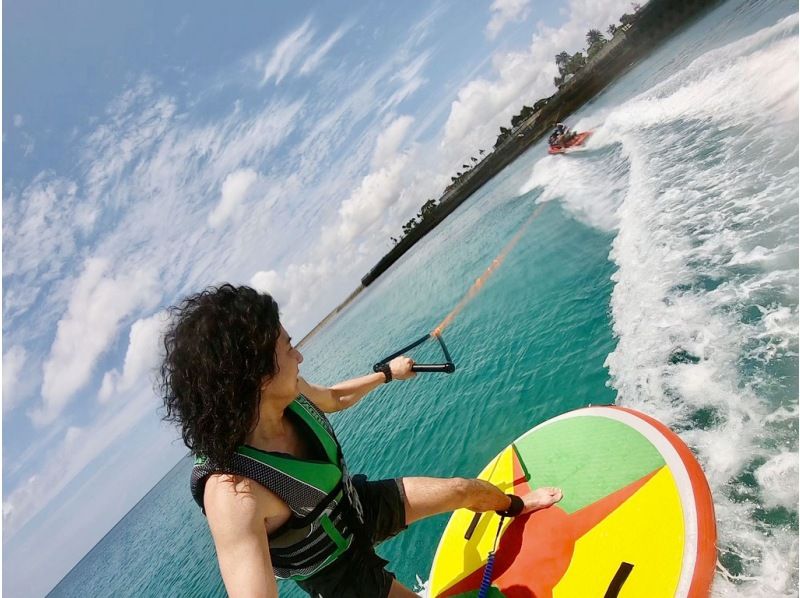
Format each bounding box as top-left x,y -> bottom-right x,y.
373,332 -> 456,374
410,363 -> 455,373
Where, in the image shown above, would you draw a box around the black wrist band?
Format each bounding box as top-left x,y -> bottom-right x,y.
496,494 -> 524,518
378,363 -> 392,383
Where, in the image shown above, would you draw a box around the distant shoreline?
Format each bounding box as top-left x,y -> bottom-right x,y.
300,0 -> 720,346
297,284 -> 365,348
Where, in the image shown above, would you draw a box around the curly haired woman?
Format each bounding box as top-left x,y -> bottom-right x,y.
160,284 -> 561,597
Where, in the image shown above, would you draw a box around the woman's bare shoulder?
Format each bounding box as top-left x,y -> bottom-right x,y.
204,473 -> 287,523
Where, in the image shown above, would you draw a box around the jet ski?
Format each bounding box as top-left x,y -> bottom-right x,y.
548,131 -> 593,155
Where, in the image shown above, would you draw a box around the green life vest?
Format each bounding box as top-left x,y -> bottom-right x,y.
190,395 -> 364,580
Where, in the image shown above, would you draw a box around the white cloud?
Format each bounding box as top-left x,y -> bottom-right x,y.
14,113 -> 24,127
208,168 -> 259,228
98,312 -> 168,403
117,314 -> 167,391
250,269 -> 291,309
262,19 -> 316,85
337,148 -> 413,245
247,116 -> 422,329
98,371 -> 118,404
383,51 -> 430,113
2,176 -> 80,288
299,23 -> 350,75
36,258 -> 160,425
487,0 -> 532,40
83,77 -> 177,210
3,346 -> 28,412
372,115 -> 415,169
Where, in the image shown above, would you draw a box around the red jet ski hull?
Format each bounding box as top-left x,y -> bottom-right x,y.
548,131 -> 592,154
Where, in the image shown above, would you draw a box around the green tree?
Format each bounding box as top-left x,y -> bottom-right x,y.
567,52 -> 585,74
417,199 -> 438,221
586,29 -> 607,58
533,97 -> 550,111
586,29 -> 606,47
401,217 -> 418,236
511,105 -> 534,128
494,126 -> 512,148
555,51 -> 571,77
607,23 -> 618,37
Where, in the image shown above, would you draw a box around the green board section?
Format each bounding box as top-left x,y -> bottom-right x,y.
514,414 -> 666,514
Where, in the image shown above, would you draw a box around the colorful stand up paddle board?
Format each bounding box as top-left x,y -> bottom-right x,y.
428,406 -> 717,597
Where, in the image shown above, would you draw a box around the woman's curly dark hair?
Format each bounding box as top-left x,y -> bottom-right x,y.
159,284 -> 281,466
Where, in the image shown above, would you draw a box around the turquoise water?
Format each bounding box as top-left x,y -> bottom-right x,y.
50,1 -> 798,596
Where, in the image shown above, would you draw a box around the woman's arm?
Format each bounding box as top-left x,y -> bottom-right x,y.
299,356 -> 415,413
205,475 -> 280,598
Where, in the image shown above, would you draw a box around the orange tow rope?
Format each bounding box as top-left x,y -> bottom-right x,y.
432,203 -> 546,336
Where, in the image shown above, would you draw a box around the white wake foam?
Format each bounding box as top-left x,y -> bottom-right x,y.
599,14 -> 799,597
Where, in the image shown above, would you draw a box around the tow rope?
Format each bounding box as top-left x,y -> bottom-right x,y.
374,202 -> 546,372
432,203 -> 545,336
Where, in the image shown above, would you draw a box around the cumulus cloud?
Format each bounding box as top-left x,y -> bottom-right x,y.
208,168 -> 259,228
98,371 -> 118,403
247,115 -> 423,329
36,258 -> 160,425
250,269 -> 292,307
486,0 -> 532,40
98,312 -> 168,403
262,19 -> 316,85
335,115 -> 417,243
3,346 -> 28,412
372,115 -> 415,169
14,114 -> 24,127
336,154 -> 412,244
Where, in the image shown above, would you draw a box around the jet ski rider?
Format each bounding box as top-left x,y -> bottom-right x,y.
548,122 -> 575,147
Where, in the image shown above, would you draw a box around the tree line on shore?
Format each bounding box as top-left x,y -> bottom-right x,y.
390,3 -> 641,247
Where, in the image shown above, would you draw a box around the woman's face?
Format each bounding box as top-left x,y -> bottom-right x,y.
263,325 -> 304,400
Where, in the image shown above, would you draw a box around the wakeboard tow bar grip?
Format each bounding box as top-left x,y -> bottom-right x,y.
373,332 -> 456,374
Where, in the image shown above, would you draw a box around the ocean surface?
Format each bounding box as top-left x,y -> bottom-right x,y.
50,1 -> 798,596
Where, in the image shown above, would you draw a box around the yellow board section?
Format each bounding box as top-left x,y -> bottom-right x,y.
428,446 -> 517,595
553,466 -> 685,597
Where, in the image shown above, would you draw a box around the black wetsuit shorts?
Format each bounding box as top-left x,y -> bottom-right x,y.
296,475 -> 408,598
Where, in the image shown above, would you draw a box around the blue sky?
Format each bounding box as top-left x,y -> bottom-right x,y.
3,0 -> 634,594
